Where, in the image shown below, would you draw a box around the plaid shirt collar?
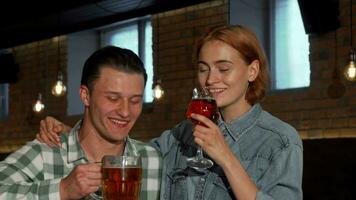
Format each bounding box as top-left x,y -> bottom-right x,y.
65,120 -> 139,163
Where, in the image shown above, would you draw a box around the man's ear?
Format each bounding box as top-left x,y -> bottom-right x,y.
79,85 -> 90,106
248,60 -> 260,82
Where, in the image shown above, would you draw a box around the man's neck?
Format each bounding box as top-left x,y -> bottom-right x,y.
78,119 -> 126,163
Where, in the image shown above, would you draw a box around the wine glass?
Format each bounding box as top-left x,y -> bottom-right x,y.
186,87 -> 217,170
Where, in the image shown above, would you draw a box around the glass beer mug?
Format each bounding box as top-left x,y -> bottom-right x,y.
88,155 -> 142,200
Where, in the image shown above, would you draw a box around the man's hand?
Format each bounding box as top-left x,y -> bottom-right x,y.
60,163 -> 102,200
36,116 -> 71,147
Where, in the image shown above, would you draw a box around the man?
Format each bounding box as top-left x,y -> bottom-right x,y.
0,46 -> 161,199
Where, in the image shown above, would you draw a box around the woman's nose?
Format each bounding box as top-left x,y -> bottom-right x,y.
206,70 -> 219,85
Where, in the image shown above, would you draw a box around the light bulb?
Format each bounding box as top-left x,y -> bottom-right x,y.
51,72 -> 67,96
52,80 -> 67,96
344,50 -> 356,81
344,61 -> 356,81
152,82 -> 164,100
33,93 -> 45,113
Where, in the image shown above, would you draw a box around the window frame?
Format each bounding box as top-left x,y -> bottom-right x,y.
268,0 -> 310,91
99,16 -> 154,105
0,83 -> 9,121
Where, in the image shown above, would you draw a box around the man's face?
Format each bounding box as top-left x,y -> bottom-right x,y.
81,67 -> 144,143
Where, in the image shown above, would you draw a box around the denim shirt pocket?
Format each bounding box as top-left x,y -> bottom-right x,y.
240,157 -> 262,187
241,155 -> 270,187
208,175 -> 234,200
166,168 -> 188,200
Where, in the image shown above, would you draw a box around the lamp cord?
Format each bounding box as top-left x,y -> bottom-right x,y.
57,36 -> 61,73
335,30 -> 338,78
351,0 -> 353,49
36,42 -> 40,93
57,10 -> 61,73
154,14 -> 160,87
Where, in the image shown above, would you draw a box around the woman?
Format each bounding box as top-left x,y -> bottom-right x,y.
38,25 -> 303,200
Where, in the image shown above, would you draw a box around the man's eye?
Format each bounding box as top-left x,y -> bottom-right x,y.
108,96 -> 118,101
219,68 -> 229,72
131,98 -> 142,104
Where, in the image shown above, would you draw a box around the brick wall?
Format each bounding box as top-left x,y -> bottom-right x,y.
0,37 -> 68,152
131,0 -> 229,141
263,0 -> 356,139
1,0 -> 356,152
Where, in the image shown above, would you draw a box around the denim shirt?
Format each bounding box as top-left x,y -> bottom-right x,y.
150,104 -> 303,200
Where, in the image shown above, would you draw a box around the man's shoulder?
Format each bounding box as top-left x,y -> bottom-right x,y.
128,138 -> 162,174
129,138 -> 160,157
11,139 -> 54,155
1,139 -> 59,167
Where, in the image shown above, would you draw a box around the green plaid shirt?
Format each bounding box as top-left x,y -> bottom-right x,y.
0,120 -> 162,199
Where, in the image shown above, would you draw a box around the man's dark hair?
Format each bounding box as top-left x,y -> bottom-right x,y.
81,46 -> 147,91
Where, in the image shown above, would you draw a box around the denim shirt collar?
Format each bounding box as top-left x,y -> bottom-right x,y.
217,104 -> 262,142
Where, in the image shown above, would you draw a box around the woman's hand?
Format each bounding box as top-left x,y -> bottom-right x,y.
36,116 -> 70,147
191,113 -> 258,199
190,113 -> 235,167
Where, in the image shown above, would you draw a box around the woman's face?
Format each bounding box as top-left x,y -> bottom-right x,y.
197,40 -> 259,118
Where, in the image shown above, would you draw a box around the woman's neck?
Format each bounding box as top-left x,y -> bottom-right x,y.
220,101 -> 252,123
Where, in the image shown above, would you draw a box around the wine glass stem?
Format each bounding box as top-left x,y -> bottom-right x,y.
196,146 -> 204,159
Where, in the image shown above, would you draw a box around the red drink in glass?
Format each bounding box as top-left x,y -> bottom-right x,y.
186,98 -> 217,125
185,88 -> 216,169
99,156 -> 142,200
102,167 -> 142,200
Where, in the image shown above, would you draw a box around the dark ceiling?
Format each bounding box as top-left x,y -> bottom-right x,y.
0,0 -> 209,49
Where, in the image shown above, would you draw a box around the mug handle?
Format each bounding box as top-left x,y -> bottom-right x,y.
86,186 -> 103,199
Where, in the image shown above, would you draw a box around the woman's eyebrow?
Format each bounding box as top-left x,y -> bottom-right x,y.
197,60 -> 233,65
215,60 -> 233,64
